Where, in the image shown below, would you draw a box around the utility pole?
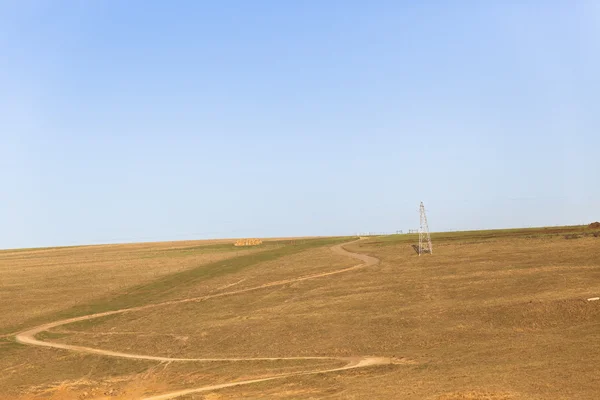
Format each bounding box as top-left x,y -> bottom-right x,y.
418,202 -> 433,255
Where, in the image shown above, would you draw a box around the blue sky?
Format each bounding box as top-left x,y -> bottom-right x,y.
1,1 -> 599,248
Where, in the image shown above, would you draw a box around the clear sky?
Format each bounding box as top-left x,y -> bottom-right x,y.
1,1 -> 599,249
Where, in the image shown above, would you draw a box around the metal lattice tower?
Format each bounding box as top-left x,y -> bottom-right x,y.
418,202 -> 433,255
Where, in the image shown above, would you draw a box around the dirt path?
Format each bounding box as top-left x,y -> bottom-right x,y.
15,240 -> 391,399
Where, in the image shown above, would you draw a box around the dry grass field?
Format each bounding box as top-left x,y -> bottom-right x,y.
1,227 -> 600,399
0,240 -> 276,335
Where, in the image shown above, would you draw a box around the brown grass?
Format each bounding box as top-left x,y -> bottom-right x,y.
2,228 -> 600,399
0,240 -> 268,334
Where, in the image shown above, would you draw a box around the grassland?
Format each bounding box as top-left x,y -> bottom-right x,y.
2,226 -> 600,399
0,239 -> 279,335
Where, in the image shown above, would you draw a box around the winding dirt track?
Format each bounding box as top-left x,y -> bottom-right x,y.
15,240 -> 391,399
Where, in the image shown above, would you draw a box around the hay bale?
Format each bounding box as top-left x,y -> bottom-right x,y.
234,238 -> 263,247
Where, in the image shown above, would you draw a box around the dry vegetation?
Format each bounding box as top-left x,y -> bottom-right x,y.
1,227 -> 600,399
0,240 -> 273,335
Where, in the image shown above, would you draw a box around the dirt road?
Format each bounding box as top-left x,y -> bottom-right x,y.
15,240 -> 391,399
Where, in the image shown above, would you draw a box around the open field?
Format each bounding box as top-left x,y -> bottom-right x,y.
0,239 -> 285,335
2,226 -> 600,399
